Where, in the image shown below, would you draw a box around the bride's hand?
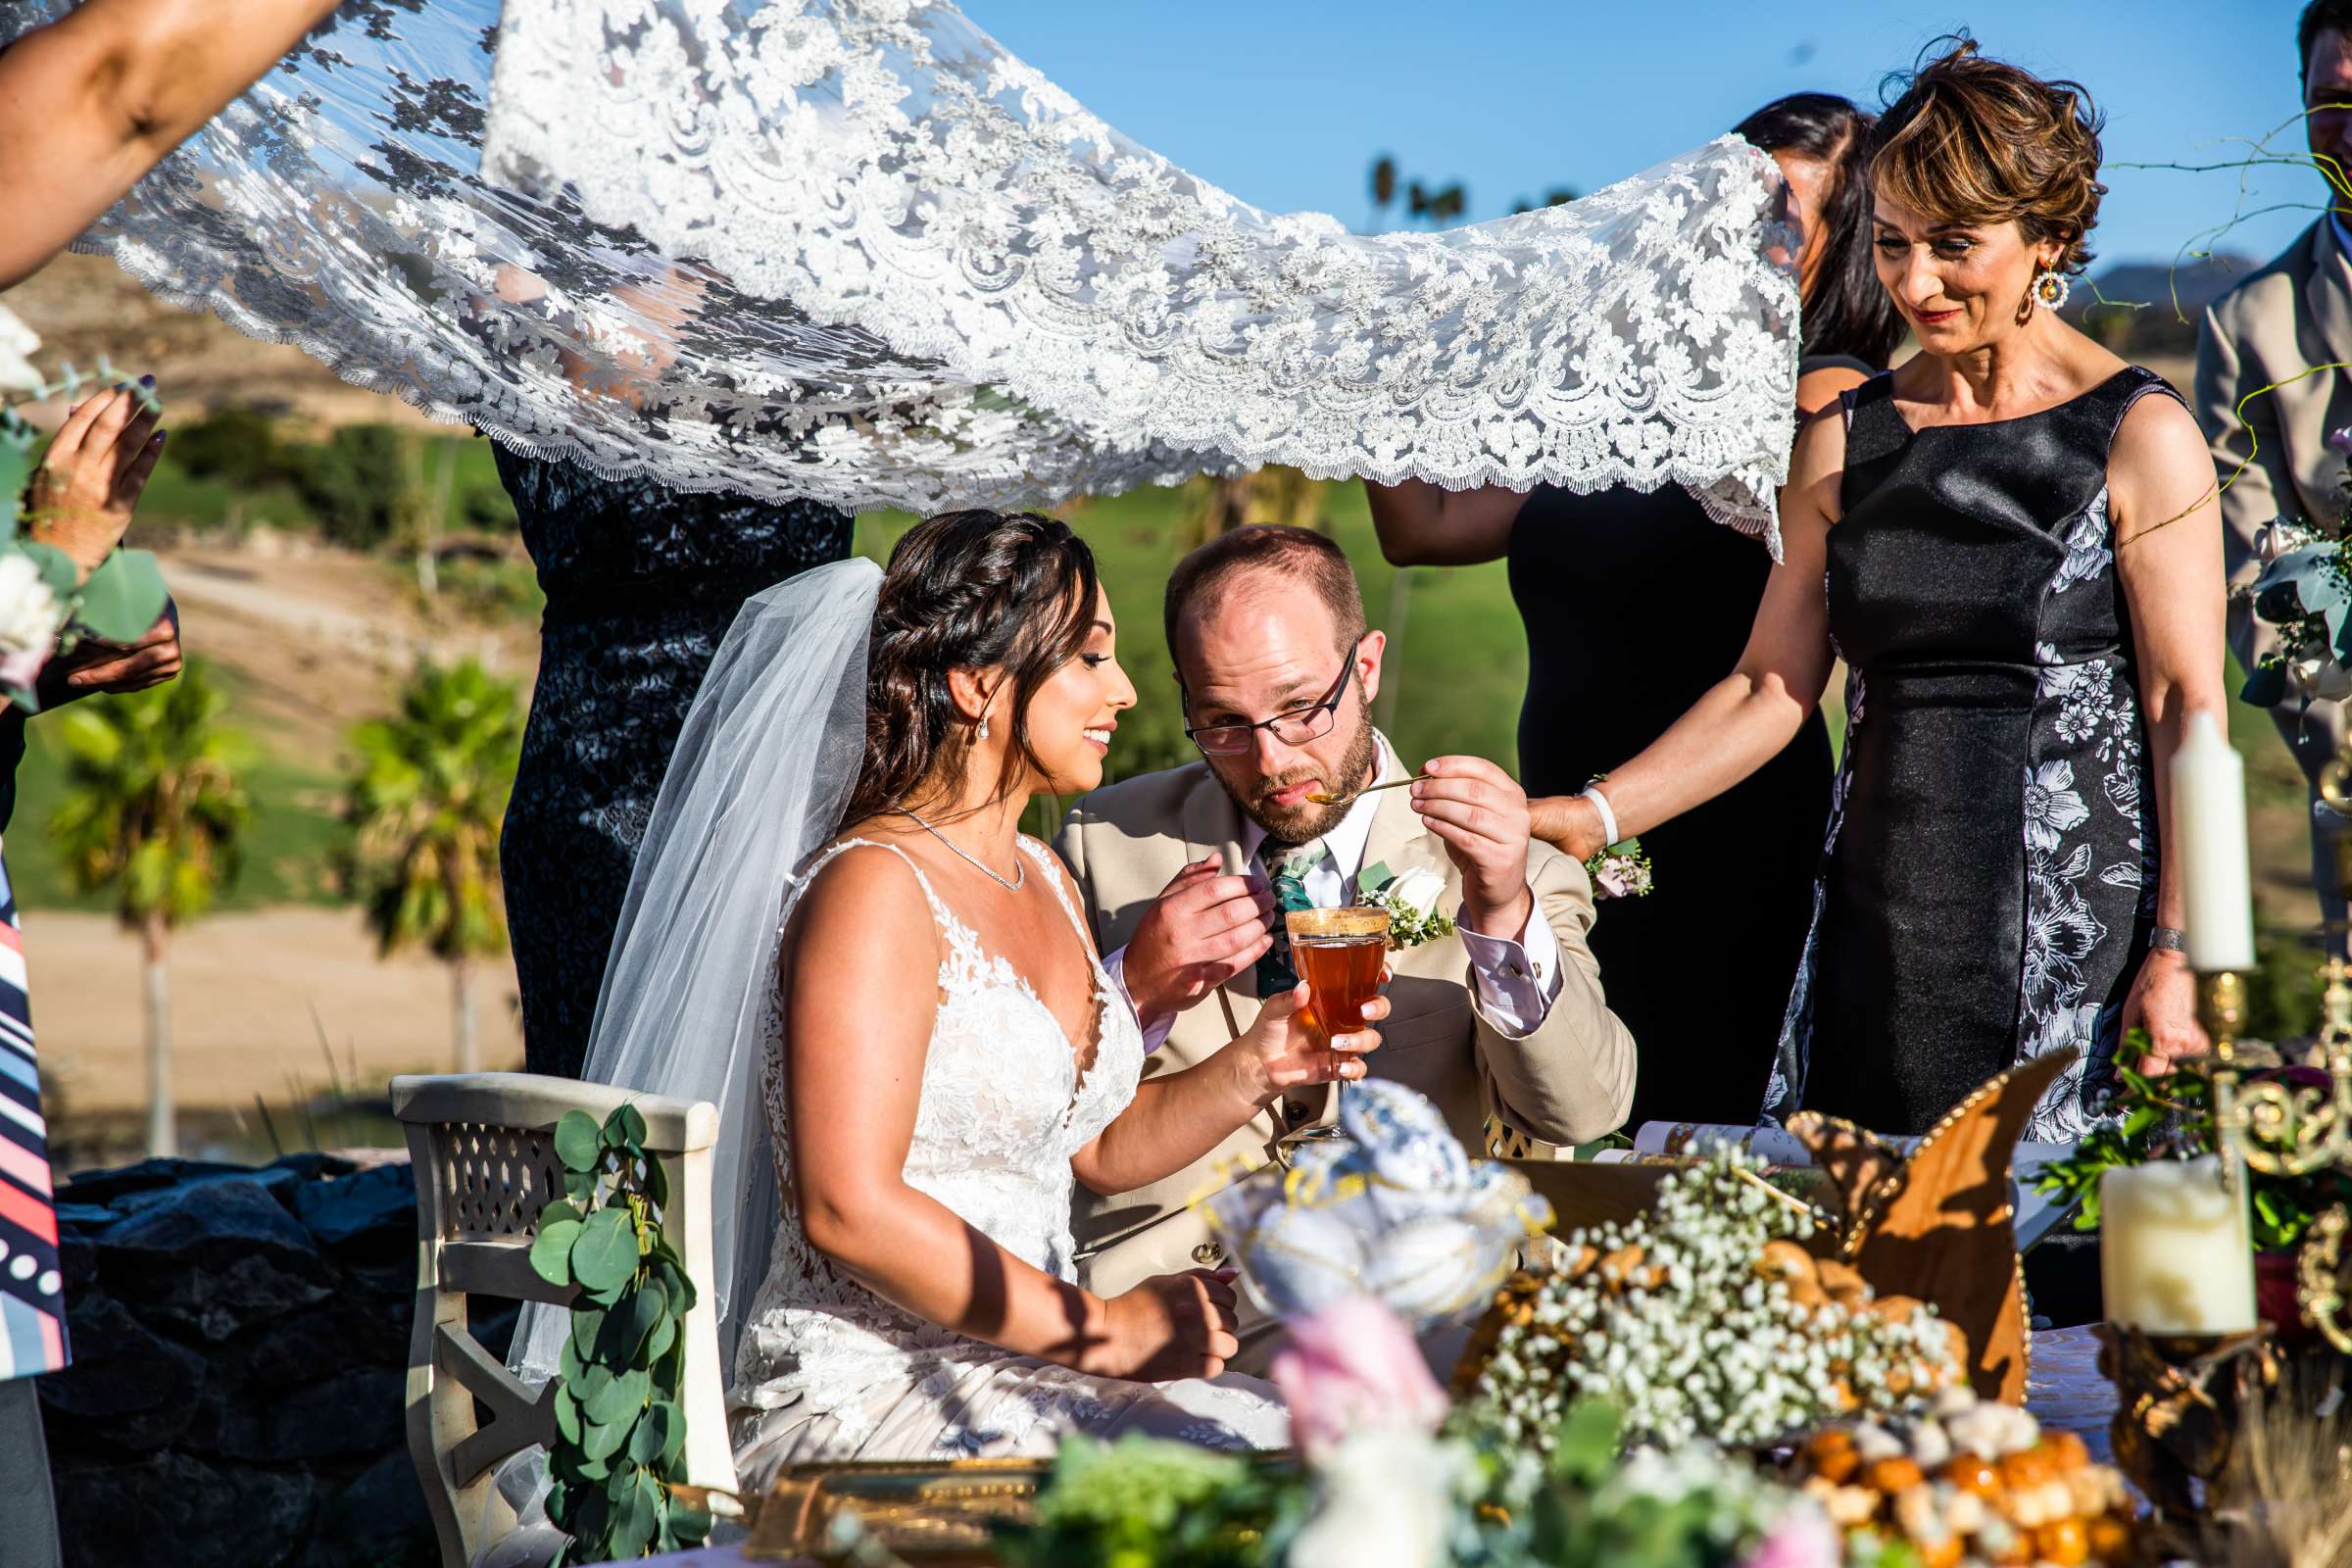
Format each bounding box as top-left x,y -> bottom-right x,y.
1226,981 -> 1385,1107
1084,1269 -> 1241,1381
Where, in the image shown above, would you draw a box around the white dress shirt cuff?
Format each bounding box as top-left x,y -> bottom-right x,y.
1456,896 -> 1563,1039
1101,945 -> 1177,1053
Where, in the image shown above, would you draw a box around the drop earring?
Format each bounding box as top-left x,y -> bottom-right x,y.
977,715 -> 991,741
2031,265 -> 2070,311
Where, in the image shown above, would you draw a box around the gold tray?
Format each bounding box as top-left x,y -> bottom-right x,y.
744,1452 -> 1302,1561
745,1458 -> 1050,1561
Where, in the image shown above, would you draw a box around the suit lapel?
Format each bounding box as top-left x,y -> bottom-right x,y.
2308,219 -> 2352,370
1358,764 -> 1451,899
1178,773 -> 1264,1029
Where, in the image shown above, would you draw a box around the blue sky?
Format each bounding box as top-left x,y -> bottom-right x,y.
978,1 -> 2318,270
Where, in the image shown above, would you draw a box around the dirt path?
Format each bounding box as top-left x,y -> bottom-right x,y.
23,907 -> 524,1117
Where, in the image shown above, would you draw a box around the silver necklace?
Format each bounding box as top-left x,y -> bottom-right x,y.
895,807 -> 1026,892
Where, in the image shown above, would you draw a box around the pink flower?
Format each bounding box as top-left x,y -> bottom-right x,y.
1269,1296 -> 1447,1455
1594,863 -> 1632,898
1740,1507 -> 1841,1568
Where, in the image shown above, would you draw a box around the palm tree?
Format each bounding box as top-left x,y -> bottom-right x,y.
343,659 -> 522,1073
49,660 -> 249,1157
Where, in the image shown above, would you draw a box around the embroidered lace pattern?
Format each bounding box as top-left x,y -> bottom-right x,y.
3,0 -> 1802,548
730,837 -> 1273,1459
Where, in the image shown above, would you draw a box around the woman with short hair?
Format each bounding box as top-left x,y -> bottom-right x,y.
1537,41 -> 2227,1141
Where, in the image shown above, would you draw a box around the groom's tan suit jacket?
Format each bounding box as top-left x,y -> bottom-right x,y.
2197,218 -> 2352,925
1052,756 -> 1637,1314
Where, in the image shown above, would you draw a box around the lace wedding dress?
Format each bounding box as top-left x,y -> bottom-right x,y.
730,835 -> 1287,1477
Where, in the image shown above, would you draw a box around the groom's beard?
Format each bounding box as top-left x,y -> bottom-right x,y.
1226,713 -> 1379,845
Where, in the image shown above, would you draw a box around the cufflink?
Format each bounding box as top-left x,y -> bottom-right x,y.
1192,1241 -> 1226,1266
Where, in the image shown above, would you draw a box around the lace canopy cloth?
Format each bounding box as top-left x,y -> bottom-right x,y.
9,0 -> 1804,549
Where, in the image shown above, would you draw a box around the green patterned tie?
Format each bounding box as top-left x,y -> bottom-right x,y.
1255,839 -> 1326,999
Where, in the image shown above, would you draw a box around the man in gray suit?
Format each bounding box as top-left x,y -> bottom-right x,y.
2197,0 -> 2352,945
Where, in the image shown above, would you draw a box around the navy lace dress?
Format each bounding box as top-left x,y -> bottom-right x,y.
1766,368 -> 2179,1142
496,449 -> 854,1078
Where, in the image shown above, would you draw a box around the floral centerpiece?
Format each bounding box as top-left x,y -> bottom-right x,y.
995,1298 -> 1874,1568
0,304 -> 172,710
1454,1148 -> 1964,1453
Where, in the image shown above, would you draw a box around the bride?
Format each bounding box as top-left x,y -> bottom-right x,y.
566,508 -> 1380,1477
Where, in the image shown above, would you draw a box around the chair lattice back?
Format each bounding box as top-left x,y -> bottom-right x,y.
393,1073 -> 735,1568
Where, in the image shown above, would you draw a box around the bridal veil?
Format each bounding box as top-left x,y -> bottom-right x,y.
511,557 -> 880,1385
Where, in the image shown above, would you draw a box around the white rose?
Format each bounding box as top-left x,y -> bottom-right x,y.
0,305 -> 39,395
0,554 -> 64,657
1386,866 -> 1446,922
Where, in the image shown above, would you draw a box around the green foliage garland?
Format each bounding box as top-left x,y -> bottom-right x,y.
530,1104 -> 713,1563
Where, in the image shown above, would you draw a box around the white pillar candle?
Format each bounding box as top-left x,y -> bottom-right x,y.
2170,711 -> 2256,971
2100,1155 -> 2257,1335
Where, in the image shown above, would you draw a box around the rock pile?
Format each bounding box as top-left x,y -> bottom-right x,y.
40,1153 -> 457,1568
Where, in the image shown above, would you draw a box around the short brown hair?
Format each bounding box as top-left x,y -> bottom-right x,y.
1163,525 -> 1366,670
1872,37 -> 2107,276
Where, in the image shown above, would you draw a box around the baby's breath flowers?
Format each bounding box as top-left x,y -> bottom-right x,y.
1458,1149 -> 1961,1453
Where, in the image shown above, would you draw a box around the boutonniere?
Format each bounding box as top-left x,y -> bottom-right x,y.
1354,860 -> 1455,950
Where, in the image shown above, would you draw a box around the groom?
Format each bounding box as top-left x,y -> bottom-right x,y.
1054,525 -> 1635,1355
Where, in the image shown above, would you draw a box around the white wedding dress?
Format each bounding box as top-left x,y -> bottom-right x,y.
728,835 -> 1288,1480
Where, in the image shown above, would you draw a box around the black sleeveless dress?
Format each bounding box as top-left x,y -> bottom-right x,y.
1766,368 -> 2180,1141
1508,364 -> 1848,1129
495,450 -> 854,1078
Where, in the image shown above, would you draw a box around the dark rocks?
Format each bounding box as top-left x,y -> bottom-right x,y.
293,1160 -> 416,1253
94,1176 -> 335,1341
300,1449 -> 438,1568
57,1451 -> 330,1568
43,1153 -> 431,1568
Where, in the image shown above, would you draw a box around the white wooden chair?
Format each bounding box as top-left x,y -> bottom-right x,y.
393,1073 -> 738,1568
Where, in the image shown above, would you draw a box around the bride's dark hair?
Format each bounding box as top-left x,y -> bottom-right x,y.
841,508 -> 1102,826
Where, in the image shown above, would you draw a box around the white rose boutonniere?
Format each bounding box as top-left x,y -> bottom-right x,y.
1355,861 -> 1455,949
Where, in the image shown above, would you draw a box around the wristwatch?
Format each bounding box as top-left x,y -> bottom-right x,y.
2150,926 -> 2185,954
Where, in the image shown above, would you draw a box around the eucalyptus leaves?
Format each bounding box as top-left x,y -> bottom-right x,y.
528,1102 -> 713,1563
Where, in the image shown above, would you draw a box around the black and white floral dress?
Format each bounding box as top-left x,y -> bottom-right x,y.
1765,368 -> 2176,1141
496,449 -> 854,1079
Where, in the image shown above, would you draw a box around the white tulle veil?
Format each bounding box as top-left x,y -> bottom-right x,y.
510,557 -> 882,1389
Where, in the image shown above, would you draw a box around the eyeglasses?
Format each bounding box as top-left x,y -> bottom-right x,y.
1183,635 -> 1365,758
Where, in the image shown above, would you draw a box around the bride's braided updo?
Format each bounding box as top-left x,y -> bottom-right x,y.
841,508 -> 1102,825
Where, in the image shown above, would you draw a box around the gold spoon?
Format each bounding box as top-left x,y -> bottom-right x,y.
1303,775 -> 1424,807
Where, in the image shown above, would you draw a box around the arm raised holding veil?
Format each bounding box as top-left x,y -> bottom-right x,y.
1528,406 -> 1845,859
0,0 -> 343,287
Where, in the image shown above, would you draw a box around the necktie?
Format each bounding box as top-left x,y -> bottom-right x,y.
1254,839 -> 1326,999
0,856 -> 66,1380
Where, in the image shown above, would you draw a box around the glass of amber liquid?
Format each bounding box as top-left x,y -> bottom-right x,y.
1284,906 -> 1391,1098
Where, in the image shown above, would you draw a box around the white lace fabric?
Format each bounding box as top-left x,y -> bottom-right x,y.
3,0 -> 1802,548
482,0 -> 1801,544
731,835 -> 1285,1465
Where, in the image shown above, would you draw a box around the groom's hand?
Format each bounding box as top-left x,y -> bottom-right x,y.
1410,756 -> 1536,940
1121,856 -> 1277,1020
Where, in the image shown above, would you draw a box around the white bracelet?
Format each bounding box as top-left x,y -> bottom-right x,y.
1578,784 -> 1620,850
